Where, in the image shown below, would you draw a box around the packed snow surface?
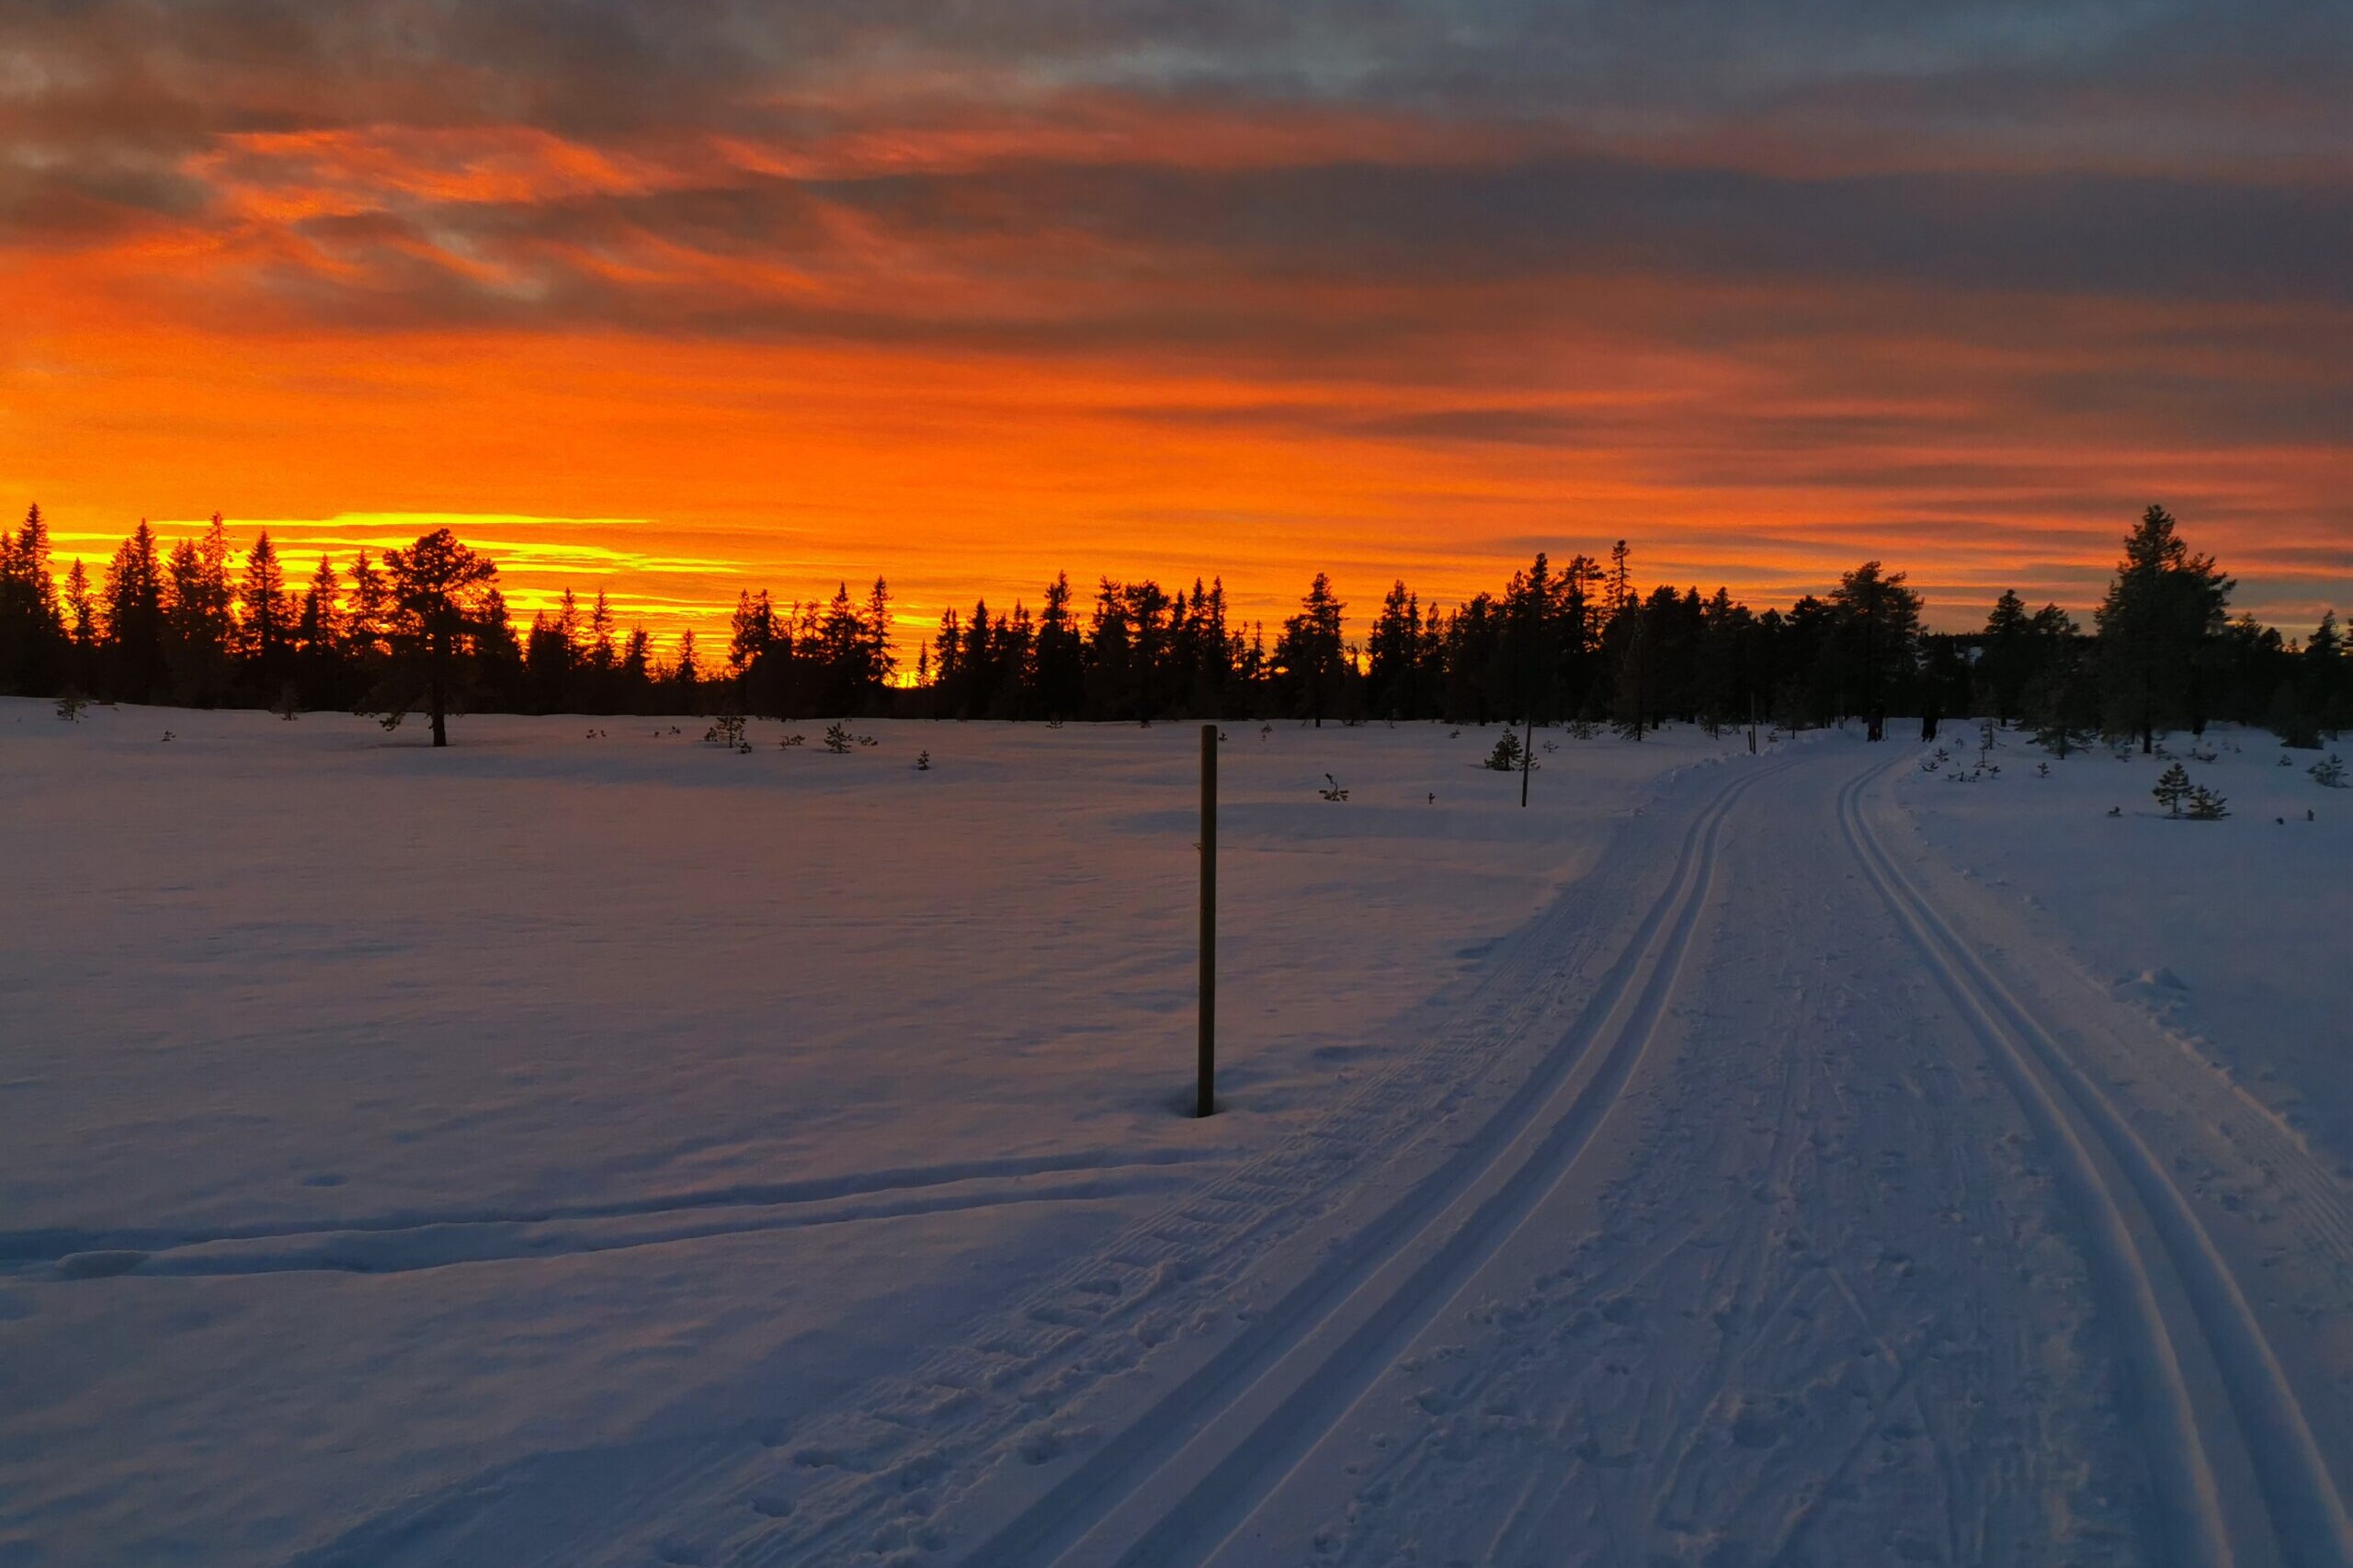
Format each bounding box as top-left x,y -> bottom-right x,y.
2,701 -> 2347,1567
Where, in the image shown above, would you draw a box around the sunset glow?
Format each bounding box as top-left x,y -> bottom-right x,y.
6,6 -> 2347,643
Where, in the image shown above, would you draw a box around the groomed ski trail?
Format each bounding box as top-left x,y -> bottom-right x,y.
946,751 -> 1782,1568
1840,757 -> 2353,1568
663,753 -> 1797,1562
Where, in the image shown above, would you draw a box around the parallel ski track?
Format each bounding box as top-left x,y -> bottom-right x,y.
1839,757 -> 2352,1568
945,753 -> 1785,1568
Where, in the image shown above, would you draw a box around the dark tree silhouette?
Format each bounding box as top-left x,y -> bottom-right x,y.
1274,573 -> 1347,726
2097,505 -> 2234,753
378,528 -> 500,746
6,498 -> 2328,744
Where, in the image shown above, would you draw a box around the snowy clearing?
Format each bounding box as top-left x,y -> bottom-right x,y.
2,702 -> 2347,1567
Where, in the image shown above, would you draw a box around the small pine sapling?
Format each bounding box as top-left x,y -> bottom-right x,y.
915,749 -> 931,771
2185,784 -> 2229,821
1318,773 -> 1349,801
54,690 -> 87,722
2037,762 -> 2050,777
1483,732 -> 1524,772
704,715 -> 746,747
824,722 -> 852,754
779,733 -> 805,748
2153,762 -> 2192,817
2309,754 -> 2346,788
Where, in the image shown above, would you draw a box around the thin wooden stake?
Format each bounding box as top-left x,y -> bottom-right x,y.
1198,722 -> 1217,1118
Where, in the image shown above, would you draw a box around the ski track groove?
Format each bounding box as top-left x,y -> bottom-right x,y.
702,754 -> 1792,1568
2,1147 -> 1218,1267
1839,756 -> 2353,1568
955,755 -> 1775,1568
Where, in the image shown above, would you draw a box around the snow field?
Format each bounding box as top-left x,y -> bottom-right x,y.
4,705 -> 2346,1566
0,699 -> 1756,1565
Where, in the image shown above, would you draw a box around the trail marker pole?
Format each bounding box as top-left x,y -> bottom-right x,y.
1520,711 -> 1534,807
1198,722 -> 1217,1118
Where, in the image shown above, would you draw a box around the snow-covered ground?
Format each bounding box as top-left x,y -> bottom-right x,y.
3,703 -> 2347,1567
0,700 -> 1755,1564
1895,725 -> 2353,1165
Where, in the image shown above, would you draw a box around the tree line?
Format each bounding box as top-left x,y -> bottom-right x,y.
0,503 -> 2342,749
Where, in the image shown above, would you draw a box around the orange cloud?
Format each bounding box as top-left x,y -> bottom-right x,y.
2,55 -> 2345,642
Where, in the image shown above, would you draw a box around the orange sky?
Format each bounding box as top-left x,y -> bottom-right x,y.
5,8 -> 2347,647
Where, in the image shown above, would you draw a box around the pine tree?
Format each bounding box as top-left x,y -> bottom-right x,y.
102,520 -> 168,701
376,528 -> 499,746
239,530 -> 293,672
0,503 -> 66,692
1828,561 -> 1922,739
2025,653 -> 2100,758
2097,505 -> 2234,753
163,515 -> 235,704
63,558 -> 96,654
2152,762 -> 2192,817
1608,594 -> 1652,739
299,556 -> 343,656
2303,610 -> 2345,735
863,577 -> 896,692
1981,589 -> 2033,722
345,549 -> 389,664
2184,784 -> 2229,821
1274,573 -> 1347,726
587,590 -> 618,672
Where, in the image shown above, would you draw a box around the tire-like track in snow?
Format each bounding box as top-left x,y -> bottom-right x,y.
954,756 -> 1788,1568
1838,758 -> 2352,1568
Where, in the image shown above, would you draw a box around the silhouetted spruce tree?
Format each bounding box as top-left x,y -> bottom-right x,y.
1827,561 -> 1922,740
1274,573 -> 1348,726
1692,587 -> 1752,733
1366,579 -> 1424,720
61,557 -> 97,688
1608,592 -> 1653,739
2153,762 -> 2192,816
164,514 -> 235,705
2302,610 -> 2345,736
238,530 -> 294,690
0,503 -> 66,694
101,520 -> 168,702
345,549 -> 390,673
2097,505 -> 2233,753
375,528 -> 499,746
296,556 -> 345,704
1033,572 -> 1084,719
1979,590 -> 2034,722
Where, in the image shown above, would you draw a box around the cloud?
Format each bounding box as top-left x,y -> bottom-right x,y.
0,0 -> 2343,631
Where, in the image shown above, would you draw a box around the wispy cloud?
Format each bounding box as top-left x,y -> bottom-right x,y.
2,1 -> 2345,632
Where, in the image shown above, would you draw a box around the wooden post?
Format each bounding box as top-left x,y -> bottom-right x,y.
1198,722 -> 1217,1118
1519,711 -> 1534,808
